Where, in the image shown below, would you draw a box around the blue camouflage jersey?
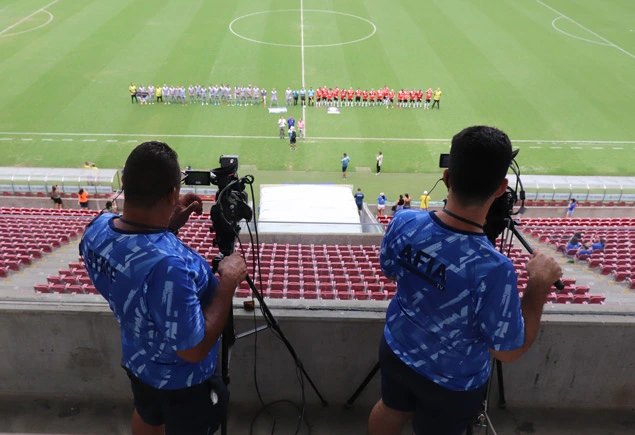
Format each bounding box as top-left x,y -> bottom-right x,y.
79,214 -> 219,390
381,210 -> 524,391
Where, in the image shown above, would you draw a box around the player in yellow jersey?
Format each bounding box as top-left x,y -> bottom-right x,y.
155,84 -> 163,104
129,83 -> 138,104
431,88 -> 442,109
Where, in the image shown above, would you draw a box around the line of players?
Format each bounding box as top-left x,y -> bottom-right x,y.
314,87 -> 441,109
129,83 -> 442,109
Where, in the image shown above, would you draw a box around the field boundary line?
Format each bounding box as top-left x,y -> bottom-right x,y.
1,131 -> 634,145
0,0 -> 59,37
534,0 -> 635,60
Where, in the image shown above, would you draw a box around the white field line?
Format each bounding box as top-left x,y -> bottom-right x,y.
0,10 -> 54,39
300,0 -> 307,138
551,17 -> 609,47
1,132 -> 634,145
534,0 -> 635,60
0,0 -> 59,36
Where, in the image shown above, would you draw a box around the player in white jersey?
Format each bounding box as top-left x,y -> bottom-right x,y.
200,85 -> 207,105
167,86 -> 174,104
260,88 -> 267,106
162,84 -> 169,104
285,88 -> 292,106
147,84 -> 155,104
271,88 -> 279,107
138,85 -> 147,104
246,85 -> 253,105
252,86 -> 260,105
188,85 -> 195,104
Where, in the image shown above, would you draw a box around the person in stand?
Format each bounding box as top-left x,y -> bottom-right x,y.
105,201 -> 118,214
50,185 -> 63,209
354,188 -> 365,215
341,153 -> 350,180
77,188 -> 89,209
392,195 -> 404,214
566,198 -> 578,218
419,191 -> 430,211
377,193 -> 387,217
79,141 -> 247,435
566,232 -> 583,252
376,152 -> 383,176
368,125 -> 562,435
578,237 -> 605,256
403,193 -> 411,209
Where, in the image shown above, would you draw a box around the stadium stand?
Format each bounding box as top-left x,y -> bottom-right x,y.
520,217 -> 635,291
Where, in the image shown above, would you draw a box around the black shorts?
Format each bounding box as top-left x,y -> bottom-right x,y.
356,96 -> 360,101
342,166 -> 347,172
379,335 -> 487,435
426,98 -> 431,103
79,202 -> 88,208
127,368 -> 229,435
52,197 -> 62,204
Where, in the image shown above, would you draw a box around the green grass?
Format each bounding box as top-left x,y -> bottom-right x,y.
0,0 -> 634,202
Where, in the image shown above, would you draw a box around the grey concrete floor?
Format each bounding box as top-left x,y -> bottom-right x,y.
0,397 -> 633,435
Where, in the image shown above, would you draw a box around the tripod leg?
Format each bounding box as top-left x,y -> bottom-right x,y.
220,309 -> 237,435
496,359 -> 506,409
345,362 -> 380,408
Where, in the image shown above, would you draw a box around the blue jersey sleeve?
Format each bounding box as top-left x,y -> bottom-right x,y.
146,256 -> 206,352
380,213 -> 404,279
475,262 -> 525,351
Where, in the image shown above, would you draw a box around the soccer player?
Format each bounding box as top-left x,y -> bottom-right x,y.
148,84 -> 155,104
388,89 -> 395,108
187,85 -> 194,104
129,83 -> 138,104
416,89 -> 424,108
293,89 -> 299,106
200,85 -> 207,105
431,88 -> 442,109
369,88 -> 376,107
308,87 -> 315,106
260,88 -> 267,107
208,84 -> 214,105
285,87 -> 292,106
355,88 -> 362,106
362,89 -> 369,106
409,89 -> 416,108
347,88 -> 354,107
271,88 -> 279,107
252,85 -> 259,105
162,84 -> 169,104
138,84 -> 147,104
168,85 -> 175,104
333,86 -> 339,106
425,88 -> 433,109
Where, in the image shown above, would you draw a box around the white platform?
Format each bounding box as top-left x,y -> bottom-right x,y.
257,184 -> 362,234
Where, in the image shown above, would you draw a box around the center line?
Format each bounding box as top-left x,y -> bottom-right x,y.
300,0 -> 307,138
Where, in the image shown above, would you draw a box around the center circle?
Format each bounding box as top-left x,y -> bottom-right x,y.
229,9 -> 377,48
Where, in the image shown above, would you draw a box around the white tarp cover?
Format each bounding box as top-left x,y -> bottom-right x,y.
258,184 -> 362,234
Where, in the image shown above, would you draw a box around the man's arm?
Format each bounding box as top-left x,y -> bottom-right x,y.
489,251 -> 561,363
176,253 -> 247,363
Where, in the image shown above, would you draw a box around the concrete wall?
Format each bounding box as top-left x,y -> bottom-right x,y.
0,301 -> 633,409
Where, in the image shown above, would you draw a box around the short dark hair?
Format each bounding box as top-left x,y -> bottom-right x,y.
448,126 -> 513,206
122,141 -> 180,208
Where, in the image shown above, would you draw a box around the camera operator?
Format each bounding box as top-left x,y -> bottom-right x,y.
79,141 -> 247,435
368,126 -> 562,435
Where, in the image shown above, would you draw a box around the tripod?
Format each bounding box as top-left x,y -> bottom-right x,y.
215,254 -> 328,435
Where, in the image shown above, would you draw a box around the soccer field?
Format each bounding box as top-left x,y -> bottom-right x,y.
0,0 -> 634,199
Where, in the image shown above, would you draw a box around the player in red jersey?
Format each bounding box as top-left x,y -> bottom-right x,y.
355,88 -> 362,106
347,88 -> 354,107
369,88 -> 376,107
425,87 -> 433,109
388,89 -> 395,108
327,89 -> 334,105
333,87 -> 340,106
377,88 -> 384,106
362,90 -> 369,106
409,90 -> 416,108
340,88 -> 346,107
315,88 -> 322,107
416,89 -> 424,108
397,90 -> 403,108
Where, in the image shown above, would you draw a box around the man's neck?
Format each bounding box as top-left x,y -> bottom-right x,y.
115,204 -> 170,231
437,198 -> 490,233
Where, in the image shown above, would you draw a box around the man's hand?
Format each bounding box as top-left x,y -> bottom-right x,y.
168,193 -> 203,231
217,252 -> 248,289
526,251 -> 562,292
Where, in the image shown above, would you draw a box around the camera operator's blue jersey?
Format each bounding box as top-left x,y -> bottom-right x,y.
79,214 -> 219,390
381,210 -> 524,391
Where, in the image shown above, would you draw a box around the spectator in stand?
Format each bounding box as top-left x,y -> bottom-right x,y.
377,193 -> 387,217
403,193 -> 411,209
566,198 -> 578,218
578,237 -> 605,256
392,195 -> 405,214
419,191 -> 430,211
78,188 -> 89,209
354,188 -> 365,215
50,185 -> 63,209
566,232 -> 582,252
106,201 -> 118,214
